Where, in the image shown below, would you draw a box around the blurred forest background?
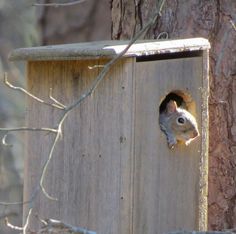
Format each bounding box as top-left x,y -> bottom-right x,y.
0,0 -> 235,233
0,0 -> 110,233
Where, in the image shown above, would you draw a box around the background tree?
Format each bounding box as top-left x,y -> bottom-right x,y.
0,0 -> 110,233
0,0 -> 39,233
110,0 -> 236,230
37,0 -> 111,44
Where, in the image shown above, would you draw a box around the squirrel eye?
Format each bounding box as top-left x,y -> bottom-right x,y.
177,117 -> 185,125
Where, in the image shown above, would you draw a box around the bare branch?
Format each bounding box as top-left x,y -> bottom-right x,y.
0,201 -> 26,206
5,208 -> 32,234
5,218 -> 23,231
23,208 -> 33,234
0,186 -> 39,206
0,129 -> 60,202
2,134 -> 13,147
36,214 -> 48,226
4,73 -> 65,110
49,88 -> 66,109
0,127 -> 58,133
230,19 -> 236,32
33,0 -> 87,7
39,219 -> 96,234
156,31 -> 169,39
39,130 -> 61,201
88,65 -> 105,70
0,126 -> 57,148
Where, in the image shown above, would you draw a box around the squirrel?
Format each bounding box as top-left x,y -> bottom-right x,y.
159,100 -> 199,149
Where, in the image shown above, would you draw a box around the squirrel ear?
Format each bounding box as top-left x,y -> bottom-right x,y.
166,100 -> 177,114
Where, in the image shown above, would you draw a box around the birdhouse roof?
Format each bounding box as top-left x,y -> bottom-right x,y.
9,38 -> 210,61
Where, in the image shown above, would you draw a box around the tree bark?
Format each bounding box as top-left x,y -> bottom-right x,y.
111,0 -> 236,231
38,0 -> 111,44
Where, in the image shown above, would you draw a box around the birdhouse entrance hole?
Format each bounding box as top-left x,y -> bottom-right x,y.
159,90 -> 196,116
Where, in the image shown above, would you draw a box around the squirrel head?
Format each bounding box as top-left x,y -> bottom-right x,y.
165,100 -> 199,146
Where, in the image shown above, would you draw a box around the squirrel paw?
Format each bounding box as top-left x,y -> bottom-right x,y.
167,138 -> 177,149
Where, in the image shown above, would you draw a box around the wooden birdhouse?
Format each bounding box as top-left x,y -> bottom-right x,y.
10,38 -> 210,234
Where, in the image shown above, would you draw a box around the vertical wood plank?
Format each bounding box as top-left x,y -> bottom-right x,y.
25,58 -> 134,234
133,57 -> 205,234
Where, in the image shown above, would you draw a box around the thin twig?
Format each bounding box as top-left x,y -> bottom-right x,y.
88,65 -> 105,70
0,127 -> 57,147
0,186 -> 39,206
5,218 -> 23,231
2,134 -> 12,147
230,19 -> 236,32
0,201 -> 27,206
0,127 -> 58,147
0,127 -> 58,133
33,0 -> 87,7
5,208 -> 32,234
39,219 -> 96,234
156,31 -> 168,39
23,208 -> 33,234
49,88 -> 66,109
39,130 -> 61,201
0,129 -> 60,203
4,73 -> 65,110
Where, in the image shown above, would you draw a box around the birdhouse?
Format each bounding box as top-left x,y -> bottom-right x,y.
9,38 -> 210,234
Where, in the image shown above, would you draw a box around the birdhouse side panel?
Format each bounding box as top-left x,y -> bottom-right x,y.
133,56 -> 206,234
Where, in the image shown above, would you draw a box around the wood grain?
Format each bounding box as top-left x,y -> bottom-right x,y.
133,57 -> 204,234
25,58 -> 134,233
24,55 -> 208,234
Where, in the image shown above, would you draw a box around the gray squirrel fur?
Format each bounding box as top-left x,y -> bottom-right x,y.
159,100 -> 199,149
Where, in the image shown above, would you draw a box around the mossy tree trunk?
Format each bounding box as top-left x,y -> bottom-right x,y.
111,0 -> 236,231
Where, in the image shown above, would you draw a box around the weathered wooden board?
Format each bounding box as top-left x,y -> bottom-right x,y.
25,58 -> 134,233
9,38 -> 210,61
133,57 -> 205,234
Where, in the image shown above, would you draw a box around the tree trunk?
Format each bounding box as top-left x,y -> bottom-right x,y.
111,0 -> 236,231
38,0 -> 111,44
0,0 -> 39,233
